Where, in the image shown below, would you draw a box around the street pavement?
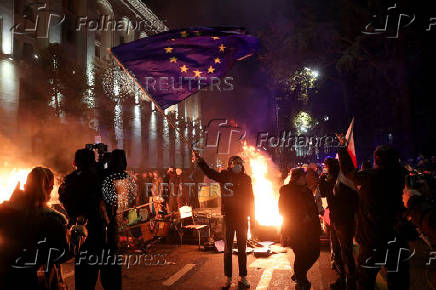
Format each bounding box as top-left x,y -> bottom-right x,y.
62,240 -> 435,290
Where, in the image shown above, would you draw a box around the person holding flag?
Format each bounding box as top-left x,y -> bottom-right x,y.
193,152 -> 255,289
336,128 -> 410,289
318,119 -> 359,289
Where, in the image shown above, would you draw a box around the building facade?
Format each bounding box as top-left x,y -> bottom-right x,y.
0,0 -> 202,169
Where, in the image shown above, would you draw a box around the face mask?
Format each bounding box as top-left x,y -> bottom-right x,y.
232,164 -> 242,174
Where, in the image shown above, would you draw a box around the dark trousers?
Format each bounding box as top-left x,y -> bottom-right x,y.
357,238 -> 410,290
329,225 -> 341,267
335,223 -> 357,286
292,238 -> 320,283
75,249 -> 121,290
224,216 -> 248,277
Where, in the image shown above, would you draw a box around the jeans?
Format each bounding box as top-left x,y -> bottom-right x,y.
224,216 -> 248,277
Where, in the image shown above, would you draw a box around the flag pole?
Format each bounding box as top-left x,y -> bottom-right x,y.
107,48 -> 193,152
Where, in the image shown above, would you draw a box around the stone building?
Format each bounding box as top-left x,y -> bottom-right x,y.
0,0 -> 202,169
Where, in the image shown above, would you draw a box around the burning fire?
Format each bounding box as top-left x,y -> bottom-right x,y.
0,167 -> 60,205
242,143 -> 283,227
0,167 -> 31,203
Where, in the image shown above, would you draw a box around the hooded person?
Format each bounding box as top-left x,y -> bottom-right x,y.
193,153 -> 254,289
279,168 -> 321,290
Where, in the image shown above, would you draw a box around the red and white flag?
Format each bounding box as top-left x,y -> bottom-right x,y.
345,118 -> 357,168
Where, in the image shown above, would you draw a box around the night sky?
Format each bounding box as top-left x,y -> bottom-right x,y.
144,0 -> 436,160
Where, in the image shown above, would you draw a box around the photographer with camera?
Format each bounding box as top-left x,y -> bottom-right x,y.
59,146 -> 119,290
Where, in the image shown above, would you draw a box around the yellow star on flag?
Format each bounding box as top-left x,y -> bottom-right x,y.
207,66 -> 215,73
180,31 -> 188,38
164,47 -> 173,53
193,70 -> 202,77
180,65 -> 188,73
169,57 -> 177,63
219,44 -> 226,52
214,57 -> 221,64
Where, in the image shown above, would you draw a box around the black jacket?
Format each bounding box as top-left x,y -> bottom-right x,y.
0,204 -> 70,289
338,147 -> 406,247
279,183 -> 321,245
198,159 -> 254,220
58,168 -> 105,246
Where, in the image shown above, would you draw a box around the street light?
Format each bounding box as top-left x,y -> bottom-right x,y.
304,67 -> 319,79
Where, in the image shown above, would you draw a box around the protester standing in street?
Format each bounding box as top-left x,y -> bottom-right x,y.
193,152 -> 255,288
337,135 -> 410,290
279,168 -> 321,290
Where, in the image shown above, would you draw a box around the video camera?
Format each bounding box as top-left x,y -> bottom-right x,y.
85,143 -> 111,169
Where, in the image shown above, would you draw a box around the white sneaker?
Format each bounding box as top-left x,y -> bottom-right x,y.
239,276 -> 250,288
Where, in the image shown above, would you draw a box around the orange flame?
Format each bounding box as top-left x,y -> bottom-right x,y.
242,143 -> 283,227
0,168 -> 31,203
0,167 -> 60,205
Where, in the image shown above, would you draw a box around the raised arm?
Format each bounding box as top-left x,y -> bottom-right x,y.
195,156 -> 227,184
336,134 -> 363,186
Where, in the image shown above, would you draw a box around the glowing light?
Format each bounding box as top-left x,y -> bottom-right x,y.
102,173 -> 137,208
294,111 -> 313,135
284,67 -> 320,104
34,54 -> 39,59
304,67 -> 319,79
242,143 -> 283,226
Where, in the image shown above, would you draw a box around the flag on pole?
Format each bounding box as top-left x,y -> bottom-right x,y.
110,27 -> 259,109
345,117 -> 357,168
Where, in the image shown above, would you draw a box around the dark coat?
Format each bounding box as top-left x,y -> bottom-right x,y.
0,204 -> 70,289
279,183 -> 321,246
338,147 -> 407,247
198,159 -> 254,220
58,168 -> 105,247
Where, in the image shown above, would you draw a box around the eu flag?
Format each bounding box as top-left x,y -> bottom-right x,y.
110,27 -> 259,109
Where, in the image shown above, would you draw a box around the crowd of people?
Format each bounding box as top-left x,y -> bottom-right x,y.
0,139 -> 435,290
0,147 -> 137,289
278,136 -> 436,290
0,146 -> 207,290
131,167 -> 202,215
